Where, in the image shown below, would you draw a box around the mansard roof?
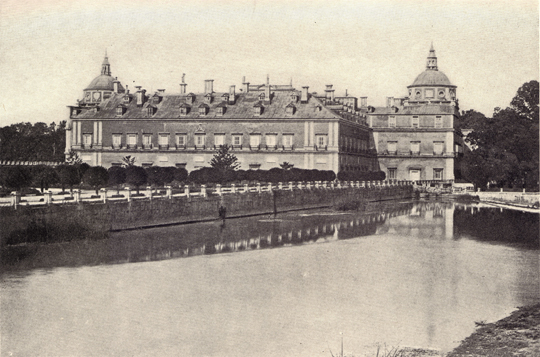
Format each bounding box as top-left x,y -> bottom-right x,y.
73,88 -> 352,121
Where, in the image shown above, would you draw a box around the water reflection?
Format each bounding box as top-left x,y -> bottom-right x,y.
1,200 -> 539,357
2,200 -> 538,273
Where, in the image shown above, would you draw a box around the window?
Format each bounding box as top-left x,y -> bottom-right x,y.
286,104 -> 295,115
180,105 -> 190,116
127,134 -> 137,148
214,134 -> 225,147
198,105 -> 208,116
387,141 -> 397,154
266,134 -> 277,148
158,134 -> 169,148
249,163 -> 261,170
143,134 -> 152,149
123,95 -> 131,103
435,116 -> 442,128
433,141 -> 444,155
412,116 -> 419,128
205,94 -> 213,104
433,168 -> 444,180
250,134 -> 261,148
388,116 -> 396,128
195,134 -> 206,148
116,106 -> 124,117
232,134 -> 242,147
315,134 -> 327,149
282,134 -> 294,148
83,134 -> 92,147
112,134 -> 122,149
146,106 -> 155,117
216,105 -> 226,116
388,168 -> 397,180
410,141 -> 420,154
176,134 -> 186,147
253,104 -> 263,116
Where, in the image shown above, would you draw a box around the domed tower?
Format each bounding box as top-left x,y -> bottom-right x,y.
82,52 -> 125,105
407,44 -> 457,105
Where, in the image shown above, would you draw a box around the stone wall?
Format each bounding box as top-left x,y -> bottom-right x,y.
0,185 -> 413,247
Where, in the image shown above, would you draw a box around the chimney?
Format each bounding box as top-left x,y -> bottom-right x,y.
360,97 -> 367,107
204,80 -> 214,94
113,77 -> 119,93
158,89 -> 165,94
265,75 -> 270,103
229,85 -> 236,104
330,90 -> 335,102
243,81 -> 250,93
180,83 -> 187,94
325,85 -> 333,100
135,86 -> 145,106
301,86 -> 309,103
387,97 -> 394,107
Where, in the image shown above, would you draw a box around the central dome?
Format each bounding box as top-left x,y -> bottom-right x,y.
409,70 -> 454,87
84,74 -> 114,91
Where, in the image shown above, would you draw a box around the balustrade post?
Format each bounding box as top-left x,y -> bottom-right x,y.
231,183 -> 236,194
200,184 -> 207,198
166,186 -> 172,199
306,181 -> 312,190
278,182 -> 283,190
256,182 -> 262,193
330,181 -> 335,189
125,188 -> 132,202
289,182 -> 294,191
315,181 -> 320,189
268,182 -> 273,192
216,184 -> 222,196
11,192 -> 21,209
73,189 -> 81,203
337,181 -> 342,189
45,191 -> 53,205
100,188 -> 108,203
244,183 -> 249,193
184,185 -> 191,200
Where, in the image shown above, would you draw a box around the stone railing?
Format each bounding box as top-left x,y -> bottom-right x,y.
3,180 -> 413,209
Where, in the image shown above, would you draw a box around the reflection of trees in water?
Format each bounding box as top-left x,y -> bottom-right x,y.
2,203 -> 415,271
454,205 -> 539,248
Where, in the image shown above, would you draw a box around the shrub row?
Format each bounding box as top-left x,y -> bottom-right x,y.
336,170 -> 386,182
188,167 -> 336,184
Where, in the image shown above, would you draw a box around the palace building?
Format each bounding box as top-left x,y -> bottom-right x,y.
366,45 -> 463,182
65,55 -> 378,173
65,45 -> 463,182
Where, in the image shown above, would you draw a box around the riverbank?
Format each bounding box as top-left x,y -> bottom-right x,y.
447,303 -> 540,356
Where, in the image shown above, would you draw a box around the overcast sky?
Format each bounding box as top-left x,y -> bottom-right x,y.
0,0 -> 538,126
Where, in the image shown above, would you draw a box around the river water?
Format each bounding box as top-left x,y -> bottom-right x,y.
1,200 -> 538,356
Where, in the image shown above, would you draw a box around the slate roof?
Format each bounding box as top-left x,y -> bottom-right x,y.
74,88 -> 349,120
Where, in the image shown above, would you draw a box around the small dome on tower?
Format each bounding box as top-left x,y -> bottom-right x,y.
410,70 -> 453,87
85,75 -> 115,91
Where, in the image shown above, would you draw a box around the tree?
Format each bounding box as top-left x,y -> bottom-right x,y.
280,162 -> 294,170
125,166 -> 147,194
209,145 -> 240,183
31,165 -> 59,192
83,166 -> 109,195
108,166 -> 126,195
173,167 -> 188,183
65,150 -> 82,165
0,166 -> 32,193
462,80 -> 539,189
146,166 -> 166,191
56,165 -> 80,193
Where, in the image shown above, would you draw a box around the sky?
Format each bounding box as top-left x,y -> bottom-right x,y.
0,0 -> 538,126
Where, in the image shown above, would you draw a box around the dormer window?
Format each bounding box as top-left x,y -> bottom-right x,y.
216,104 -> 226,116
180,103 -> 190,116
285,103 -> 296,115
259,93 -> 265,101
291,93 -> 299,102
123,95 -> 131,104
253,103 -> 263,116
186,93 -> 195,104
204,93 -> 213,104
116,105 -> 126,117
146,105 -> 156,117
198,103 -> 209,116
152,94 -> 161,104
222,93 -> 229,102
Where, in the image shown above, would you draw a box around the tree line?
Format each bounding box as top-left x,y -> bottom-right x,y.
0,121 -> 66,162
457,80 -> 539,190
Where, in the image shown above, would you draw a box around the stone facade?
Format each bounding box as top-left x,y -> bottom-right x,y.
366,45 -> 464,182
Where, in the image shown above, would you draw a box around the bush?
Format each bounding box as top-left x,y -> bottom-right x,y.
82,166 -> 109,195
108,166 -> 126,194
0,166 -> 32,193
125,166 -> 147,194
